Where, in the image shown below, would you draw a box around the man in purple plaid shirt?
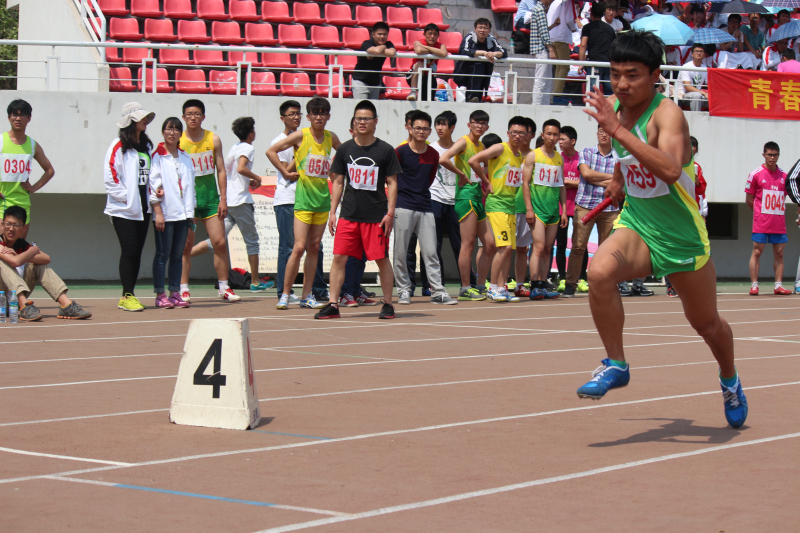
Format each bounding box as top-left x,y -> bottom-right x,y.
562,125 -> 618,297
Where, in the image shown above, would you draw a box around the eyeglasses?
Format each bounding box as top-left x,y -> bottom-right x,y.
9,113 -> 30,119
164,127 -> 181,133
353,117 -> 376,123
470,121 -> 489,127
508,131 -> 526,137
2,222 -> 23,229
308,112 -> 330,118
412,127 -> 432,133
282,112 -> 302,118
183,112 -> 203,118
764,153 -> 780,158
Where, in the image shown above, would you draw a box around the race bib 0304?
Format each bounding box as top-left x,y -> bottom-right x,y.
189,150 -> 215,175
761,189 -> 786,216
621,161 -> 669,198
534,162 -> 563,188
347,163 -> 379,191
305,154 -> 331,179
505,166 -> 523,187
0,155 -> 32,183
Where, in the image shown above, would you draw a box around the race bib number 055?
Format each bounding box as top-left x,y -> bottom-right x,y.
621,162 -> 669,198
534,163 -> 563,188
347,164 -> 378,191
761,189 -> 786,216
306,154 -> 331,179
505,166 -> 523,187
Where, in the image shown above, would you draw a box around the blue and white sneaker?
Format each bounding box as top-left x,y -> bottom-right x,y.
576,358 -> 631,399
504,289 -> 521,303
300,295 -> 325,309
542,288 -> 561,299
529,288 -> 545,301
487,288 -> 507,302
276,294 -> 290,310
721,376 -> 748,428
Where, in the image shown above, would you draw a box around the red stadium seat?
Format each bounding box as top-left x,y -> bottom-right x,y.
326,4 -> 356,26
343,27 -> 369,49
175,69 -> 210,93
491,0 -> 517,13
261,52 -> 295,69
355,6 -> 382,27
137,67 -> 173,93
197,0 -> 230,21
417,8 -> 449,30
98,0 -> 129,16
315,73 -> 352,98
297,53 -> 328,70
406,29 -> 424,48
372,0 -> 397,5
245,23 -> 277,45
105,41 -> 121,63
109,18 -> 143,40
212,21 -> 245,44
381,58 -> 396,72
328,54 -> 356,72
280,72 -> 315,96
109,67 -> 136,91
436,59 -> 454,75
122,44 -> 151,65
387,7 -> 418,29
228,48 -> 262,66
400,0 -> 429,6
310,26 -> 343,49
250,71 -> 281,95
210,70 -> 240,94
395,56 -> 414,72
382,76 -> 411,99
293,3 -> 325,25
164,0 -> 195,19
262,2 -> 294,23
388,28 -> 407,51
440,31 -> 463,54
230,0 -> 261,22
278,24 -> 311,47
177,20 -> 211,43
194,49 -> 227,66
131,0 -> 162,18
144,19 -> 177,42
159,48 -> 193,65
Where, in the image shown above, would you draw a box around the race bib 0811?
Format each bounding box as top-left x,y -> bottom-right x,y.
347,163 -> 378,191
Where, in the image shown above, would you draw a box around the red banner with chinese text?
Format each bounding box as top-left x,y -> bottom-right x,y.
708,69 -> 800,121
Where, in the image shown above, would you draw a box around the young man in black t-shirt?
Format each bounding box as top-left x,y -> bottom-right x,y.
579,2 -> 617,95
352,22 -> 397,101
315,101 -> 402,320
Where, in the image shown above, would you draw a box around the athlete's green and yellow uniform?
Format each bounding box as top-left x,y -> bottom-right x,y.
294,128 -> 332,225
485,142 -> 524,247
0,132 -> 36,223
180,130 -> 219,220
529,148 -> 563,226
454,135 -> 486,222
612,93 -> 710,277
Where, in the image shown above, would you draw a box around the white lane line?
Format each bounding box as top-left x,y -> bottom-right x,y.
0,375 -> 177,391
1,380 -> 797,487
253,431 -> 800,533
0,352 -> 183,365
0,446 -> 132,466
0,409 -> 167,428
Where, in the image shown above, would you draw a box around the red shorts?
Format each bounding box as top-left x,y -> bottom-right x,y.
333,218 -> 389,261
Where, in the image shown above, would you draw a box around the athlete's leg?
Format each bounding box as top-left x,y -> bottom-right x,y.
772,242 -> 785,283
476,218 -> 492,285
301,223 -> 327,298
192,214 -> 234,258
515,246 -> 529,284
530,220 -> 557,282
749,241 -> 765,283
327,253 -> 349,304
587,228 -> 653,361
283,218 -> 311,296
668,260 -> 735,378
181,222 -> 197,285
203,216 -> 230,282
191,239 -> 211,257
458,212 -> 477,287
539,224 -> 559,282
375,256 -> 395,304
492,245 -> 513,287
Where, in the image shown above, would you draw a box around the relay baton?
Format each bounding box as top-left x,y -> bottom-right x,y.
579,197 -> 613,225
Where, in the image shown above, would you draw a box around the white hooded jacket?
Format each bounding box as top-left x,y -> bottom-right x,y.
103,137 -> 150,220
148,143 -> 196,221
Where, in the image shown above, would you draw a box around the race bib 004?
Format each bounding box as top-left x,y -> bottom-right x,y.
534,162 -> 563,188
505,166 -> 523,187
621,161 -> 669,198
347,163 -> 378,191
761,189 -> 785,216
189,150 -> 214,175
305,154 -> 331,179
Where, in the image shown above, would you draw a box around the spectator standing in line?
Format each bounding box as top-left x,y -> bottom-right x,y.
719,14 -> 744,53
454,18 -> 508,103
555,126 -> 585,291
743,13 -> 766,57
603,2 -> 623,32
579,2 -> 617,95
515,0 -> 539,30
745,142 -> 791,296
547,0 -> 579,102
763,39 -> 789,71
778,49 -> 800,73
687,5 -> 707,29
529,0 -> 558,106
678,44 -> 709,112
351,22 -> 397,101
407,23 -> 448,102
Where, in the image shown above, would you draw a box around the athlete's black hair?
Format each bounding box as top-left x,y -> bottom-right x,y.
507,116 -> 528,130
353,100 -> 378,119
764,141 -> 780,153
423,23 -> 440,35
728,14 -> 742,24
372,21 -> 390,34
3,205 -> 27,225
279,100 -> 301,116
306,97 -> 331,115
606,1 -> 618,11
469,109 -> 490,123
591,2 -> 605,19
232,117 -> 256,141
690,136 -> 698,151
481,133 -> 502,149
535,136 -> 545,149
118,122 -> 153,155
778,9 -> 791,18
560,125 -> 577,141
434,111 -> 457,128
405,109 -> 417,124
7,99 -> 32,117
608,30 -> 663,73
409,110 -> 432,127
542,118 -> 561,132
474,18 -> 492,29
526,118 -> 537,136
691,43 -> 706,52
182,99 -> 205,115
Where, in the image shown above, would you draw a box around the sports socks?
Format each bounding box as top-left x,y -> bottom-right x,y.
461,286 -> 471,292
751,281 -> 758,288
608,359 -> 627,369
489,284 -> 498,291
775,281 -> 783,289
180,284 -> 189,292
720,370 -> 738,388
218,280 -> 229,292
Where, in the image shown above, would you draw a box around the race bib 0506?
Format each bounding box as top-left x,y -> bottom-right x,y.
347,163 -> 378,191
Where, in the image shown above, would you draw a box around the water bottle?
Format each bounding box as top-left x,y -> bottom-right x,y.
509,36 -> 515,57
9,290 -> 18,324
0,291 -> 6,323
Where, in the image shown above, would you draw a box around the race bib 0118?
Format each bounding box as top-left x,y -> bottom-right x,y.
505,166 -> 523,187
761,189 -> 786,216
533,162 -> 563,188
347,163 -> 379,191
305,154 -> 331,179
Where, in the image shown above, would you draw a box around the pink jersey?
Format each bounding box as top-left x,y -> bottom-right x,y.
560,151 -> 580,217
745,165 -> 787,235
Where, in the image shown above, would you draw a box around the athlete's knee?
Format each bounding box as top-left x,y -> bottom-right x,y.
306,240 -> 321,256
773,248 -> 785,261
689,314 -> 722,339
210,235 -> 227,252
751,247 -> 763,258
586,259 -> 616,286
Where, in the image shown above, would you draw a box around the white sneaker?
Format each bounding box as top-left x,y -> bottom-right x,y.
180,290 -> 191,303
431,293 -> 458,305
288,293 -> 301,304
219,287 -> 241,302
398,290 -> 411,305
276,294 -> 290,310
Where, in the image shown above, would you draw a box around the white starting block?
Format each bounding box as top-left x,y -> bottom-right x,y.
169,318 -> 261,430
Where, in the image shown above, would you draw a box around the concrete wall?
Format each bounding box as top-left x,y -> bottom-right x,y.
3,89 -> 799,280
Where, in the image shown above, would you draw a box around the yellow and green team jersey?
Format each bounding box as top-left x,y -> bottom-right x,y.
455,135 -> 484,202
484,143 -> 524,215
295,128 -> 333,213
612,93 -> 709,277
529,147 -> 563,221
180,129 -> 219,209
0,132 -> 35,219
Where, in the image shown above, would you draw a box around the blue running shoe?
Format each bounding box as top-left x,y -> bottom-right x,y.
504,289 -> 521,303
300,295 -> 325,309
529,288 -> 545,301
487,288 -> 507,302
251,281 -> 275,292
543,289 -> 561,299
576,358 -> 630,399
721,377 -> 748,428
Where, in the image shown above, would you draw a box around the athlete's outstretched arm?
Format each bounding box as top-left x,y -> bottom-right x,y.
328,173 -> 345,236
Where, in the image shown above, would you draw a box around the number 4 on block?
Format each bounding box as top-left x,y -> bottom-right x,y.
170,318 -> 261,430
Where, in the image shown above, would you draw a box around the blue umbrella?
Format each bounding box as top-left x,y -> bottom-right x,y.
691,27 -> 738,44
631,14 -> 694,45
756,0 -> 800,12
767,19 -> 800,42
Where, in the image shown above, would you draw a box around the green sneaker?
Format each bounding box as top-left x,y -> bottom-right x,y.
577,279 -> 589,293
557,279 -> 566,292
507,279 -> 517,290
58,301 -> 92,319
484,280 -> 490,290
458,287 -> 486,301
118,294 -> 145,312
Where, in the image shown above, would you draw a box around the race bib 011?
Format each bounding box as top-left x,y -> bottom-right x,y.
347,163 -> 379,191
621,161 -> 669,198
505,166 -> 523,187
534,162 -> 563,188
189,150 -> 215,175
305,154 -> 331,179
761,189 -> 785,216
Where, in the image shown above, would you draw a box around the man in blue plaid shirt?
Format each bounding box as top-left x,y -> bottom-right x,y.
562,125 -> 618,297
530,0 -> 557,105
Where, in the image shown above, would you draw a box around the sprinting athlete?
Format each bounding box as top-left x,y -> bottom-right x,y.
1,99 -> 55,239
178,99 -> 240,302
512,118 -> 536,298
522,119 -> 567,300
468,116 -> 528,303
577,30 -> 747,428
439,110 -> 491,301
267,97 -> 341,310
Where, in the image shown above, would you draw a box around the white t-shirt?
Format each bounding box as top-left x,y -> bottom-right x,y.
430,141 -> 457,205
224,141 -> 255,207
271,132 -> 297,206
547,0 -> 577,44
677,60 -> 708,97
603,17 -> 623,33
